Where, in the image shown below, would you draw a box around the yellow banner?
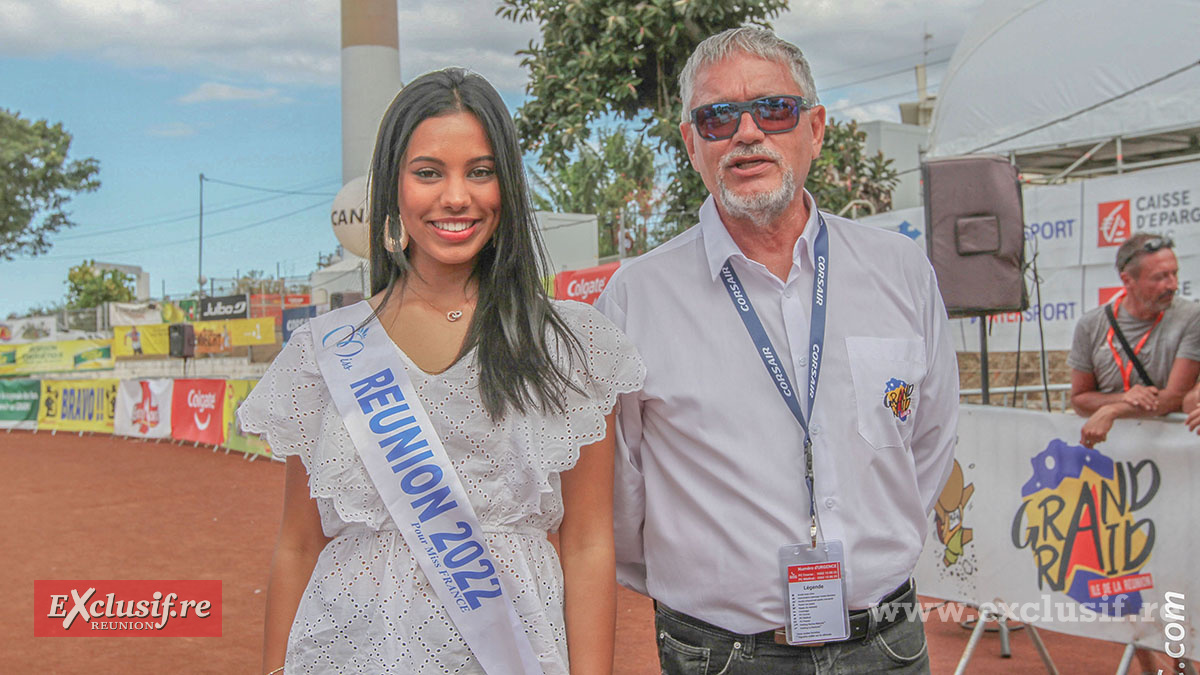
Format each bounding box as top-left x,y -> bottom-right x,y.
38,378 -> 119,432
0,339 -> 114,376
113,325 -> 170,357
229,317 -> 276,346
222,379 -> 271,456
193,320 -> 229,354
192,318 -> 276,354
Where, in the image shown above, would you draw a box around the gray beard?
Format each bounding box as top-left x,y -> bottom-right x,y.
717,164 -> 797,228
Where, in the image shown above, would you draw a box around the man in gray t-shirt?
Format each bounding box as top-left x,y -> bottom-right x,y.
1069,233 -> 1200,447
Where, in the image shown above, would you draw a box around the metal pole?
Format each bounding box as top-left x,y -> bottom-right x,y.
980,318 -> 990,404
198,173 -> 205,298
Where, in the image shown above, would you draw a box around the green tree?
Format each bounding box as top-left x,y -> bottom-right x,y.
499,2 -> 901,224
531,126 -> 661,257
0,109 -> 101,260
807,118 -> 899,217
498,0 -> 786,216
66,260 -> 135,309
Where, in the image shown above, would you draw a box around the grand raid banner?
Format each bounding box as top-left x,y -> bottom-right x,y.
916,405 -> 1197,655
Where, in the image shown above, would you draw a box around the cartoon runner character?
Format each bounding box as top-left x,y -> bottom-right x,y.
934,459 -> 974,566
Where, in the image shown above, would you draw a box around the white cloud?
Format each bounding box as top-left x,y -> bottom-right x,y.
0,0 -> 982,116
177,82 -> 290,104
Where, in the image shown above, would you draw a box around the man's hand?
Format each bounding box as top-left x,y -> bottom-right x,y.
1187,406 -> 1200,435
1080,407 -> 1116,448
1120,384 -> 1159,412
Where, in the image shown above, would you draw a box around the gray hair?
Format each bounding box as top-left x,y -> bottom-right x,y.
678,26 -> 819,124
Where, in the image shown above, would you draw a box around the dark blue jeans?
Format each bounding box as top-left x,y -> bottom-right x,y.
654,603 -> 930,675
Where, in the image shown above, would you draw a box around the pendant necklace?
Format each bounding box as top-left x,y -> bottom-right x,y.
405,285 -> 473,322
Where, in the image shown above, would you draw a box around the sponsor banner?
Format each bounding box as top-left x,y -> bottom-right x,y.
554,261 -> 621,304
114,379 -> 173,439
228,317 -> 276,346
34,580 -> 222,637
171,379 -> 226,445
37,379 -> 119,433
1082,254 -> 1200,312
949,265 -> 1084,352
160,301 -> 190,324
107,302 -> 164,327
222,379 -> 270,456
199,294 -> 249,321
282,305 -> 317,342
113,324 -> 171,357
1082,162 -> 1200,265
916,405 -> 1198,655
0,339 -> 114,376
249,294 -> 312,326
1022,181 -> 1084,270
858,206 -> 926,249
193,320 -> 231,355
0,379 -> 40,429
191,318 -> 276,354
0,316 -> 57,344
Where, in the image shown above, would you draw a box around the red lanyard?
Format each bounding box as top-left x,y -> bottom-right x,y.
1104,291 -> 1164,391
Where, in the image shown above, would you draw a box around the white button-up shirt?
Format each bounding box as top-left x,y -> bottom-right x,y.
595,193 -> 958,634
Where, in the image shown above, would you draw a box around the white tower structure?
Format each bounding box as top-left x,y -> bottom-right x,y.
340,0 -> 402,183
332,0 -> 402,259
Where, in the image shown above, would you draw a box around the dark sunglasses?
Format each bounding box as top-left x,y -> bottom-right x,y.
689,95 -> 813,141
1117,235 -> 1174,271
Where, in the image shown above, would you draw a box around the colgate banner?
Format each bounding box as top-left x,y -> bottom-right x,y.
115,379 -> 173,439
554,261 -> 621,305
171,379 -> 226,445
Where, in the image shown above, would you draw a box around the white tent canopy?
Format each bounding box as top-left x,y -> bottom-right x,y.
926,0 -> 1200,176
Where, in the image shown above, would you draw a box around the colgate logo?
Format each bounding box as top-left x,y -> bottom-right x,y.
1098,200 -> 1131,247
186,390 -> 216,411
567,277 -> 607,300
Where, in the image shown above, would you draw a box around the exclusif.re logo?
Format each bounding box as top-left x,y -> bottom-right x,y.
34,580 -> 222,637
1097,200 -> 1131,247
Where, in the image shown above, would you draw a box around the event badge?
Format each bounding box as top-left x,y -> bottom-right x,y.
778,540 -> 850,645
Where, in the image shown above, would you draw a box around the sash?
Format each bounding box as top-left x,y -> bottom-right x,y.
309,301 -> 542,674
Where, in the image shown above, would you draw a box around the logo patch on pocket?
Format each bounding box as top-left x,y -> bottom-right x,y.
883,378 -> 914,421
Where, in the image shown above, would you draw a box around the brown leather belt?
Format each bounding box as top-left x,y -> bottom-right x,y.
769,578 -> 917,646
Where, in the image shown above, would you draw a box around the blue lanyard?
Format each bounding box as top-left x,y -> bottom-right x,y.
719,213 -> 828,546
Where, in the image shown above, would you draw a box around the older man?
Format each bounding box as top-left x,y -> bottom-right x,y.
1070,233 -> 1200,447
595,27 -> 958,674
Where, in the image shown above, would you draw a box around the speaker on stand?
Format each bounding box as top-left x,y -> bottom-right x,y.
922,155 -> 1028,403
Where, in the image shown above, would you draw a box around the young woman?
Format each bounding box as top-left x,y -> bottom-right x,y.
241,68 -> 643,674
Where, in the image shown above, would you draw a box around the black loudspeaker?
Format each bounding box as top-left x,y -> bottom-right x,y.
168,323 -> 195,358
923,155 -> 1028,318
330,291 -> 364,309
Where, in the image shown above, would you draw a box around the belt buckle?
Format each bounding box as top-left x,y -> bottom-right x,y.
773,628 -> 823,647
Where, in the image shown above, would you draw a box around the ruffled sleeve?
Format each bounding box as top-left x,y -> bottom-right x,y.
543,300 -> 646,464
237,322 -> 328,464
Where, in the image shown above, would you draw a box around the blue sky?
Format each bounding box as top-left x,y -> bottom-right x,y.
0,0 -> 979,318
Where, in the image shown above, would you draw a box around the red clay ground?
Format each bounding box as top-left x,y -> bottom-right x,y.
2,431 -> 1191,674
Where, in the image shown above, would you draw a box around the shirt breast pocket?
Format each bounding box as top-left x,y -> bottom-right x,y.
845,336 -> 927,451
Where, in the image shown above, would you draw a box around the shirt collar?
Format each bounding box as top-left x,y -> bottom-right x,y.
700,190 -> 822,281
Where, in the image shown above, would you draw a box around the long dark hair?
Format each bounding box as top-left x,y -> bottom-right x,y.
366,68 -> 584,419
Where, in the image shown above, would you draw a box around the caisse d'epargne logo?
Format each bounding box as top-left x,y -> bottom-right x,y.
34,580 -> 222,637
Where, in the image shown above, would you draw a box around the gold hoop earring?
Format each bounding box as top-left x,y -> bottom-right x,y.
383,216 -> 409,253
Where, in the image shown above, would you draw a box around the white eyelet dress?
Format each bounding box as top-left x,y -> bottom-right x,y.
238,300 -> 645,674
